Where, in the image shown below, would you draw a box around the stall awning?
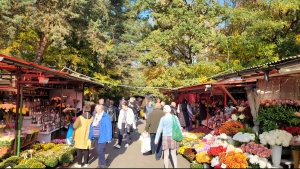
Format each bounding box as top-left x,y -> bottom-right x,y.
212,55 -> 300,80
0,53 -> 105,87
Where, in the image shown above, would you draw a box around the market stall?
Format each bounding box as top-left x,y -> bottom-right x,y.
173,55 -> 300,168
0,53 -> 105,156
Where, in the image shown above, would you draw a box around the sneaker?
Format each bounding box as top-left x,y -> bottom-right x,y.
74,164 -> 81,168
114,144 -> 121,149
83,164 -> 88,168
124,144 -> 129,148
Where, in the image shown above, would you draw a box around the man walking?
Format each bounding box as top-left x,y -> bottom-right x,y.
144,103 -> 164,160
107,100 -> 119,140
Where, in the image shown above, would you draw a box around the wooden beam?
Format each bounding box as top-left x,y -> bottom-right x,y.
220,85 -> 238,105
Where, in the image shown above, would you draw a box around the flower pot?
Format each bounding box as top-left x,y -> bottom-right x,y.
271,145 -> 282,167
5,115 -> 10,125
0,147 -> 11,155
62,163 -> 69,167
292,150 -> 299,169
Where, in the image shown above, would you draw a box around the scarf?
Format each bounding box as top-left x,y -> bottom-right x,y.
92,112 -> 103,127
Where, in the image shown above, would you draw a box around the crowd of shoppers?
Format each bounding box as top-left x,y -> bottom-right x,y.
70,95 -> 203,168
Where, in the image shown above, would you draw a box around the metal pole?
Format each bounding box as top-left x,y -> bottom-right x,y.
17,85 -> 23,156
59,85 -> 62,135
13,78 -> 21,156
75,90 -> 77,117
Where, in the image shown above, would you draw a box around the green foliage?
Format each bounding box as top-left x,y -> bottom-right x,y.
256,105 -> 299,132
29,162 -> 45,169
58,153 -> 72,164
44,157 -> 58,168
13,163 -> 29,169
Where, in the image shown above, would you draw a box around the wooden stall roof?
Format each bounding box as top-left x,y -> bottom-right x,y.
0,53 -> 105,87
212,55 -> 300,81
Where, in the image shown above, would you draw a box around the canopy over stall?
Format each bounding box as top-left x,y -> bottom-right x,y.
212,55 -> 300,133
0,53 -> 105,156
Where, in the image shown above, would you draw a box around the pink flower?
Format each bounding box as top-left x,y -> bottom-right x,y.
202,138 -> 207,142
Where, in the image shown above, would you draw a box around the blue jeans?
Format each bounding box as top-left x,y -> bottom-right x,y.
95,141 -> 107,166
134,114 -> 137,127
150,133 -> 162,160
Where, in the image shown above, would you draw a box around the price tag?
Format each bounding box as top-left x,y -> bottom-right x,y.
249,134 -> 255,140
221,163 -> 226,168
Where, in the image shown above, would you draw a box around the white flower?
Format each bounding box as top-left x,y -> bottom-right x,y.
275,138 -> 282,145
260,140 -> 267,145
249,155 -> 259,164
211,156 -> 220,167
266,162 -> 272,168
282,140 -> 290,147
259,160 -> 267,168
231,114 -> 238,121
219,133 -> 228,139
268,139 -> 276,146
239,114 -> 245,119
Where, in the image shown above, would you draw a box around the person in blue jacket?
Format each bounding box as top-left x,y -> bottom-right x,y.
88,104 -> 112,168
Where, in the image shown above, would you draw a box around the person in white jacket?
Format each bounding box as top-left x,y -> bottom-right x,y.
114,101 -> 136,149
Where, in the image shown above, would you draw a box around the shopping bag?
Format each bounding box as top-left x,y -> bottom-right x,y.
172,115 -> 183,142
140,110 -> 145,118
66,124 -> 74,145
139,132 -> 151,153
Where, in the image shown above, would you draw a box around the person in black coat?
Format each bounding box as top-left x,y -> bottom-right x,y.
107,100 -> 119,139
198,98 -> 207,126
181,99 -> 190,129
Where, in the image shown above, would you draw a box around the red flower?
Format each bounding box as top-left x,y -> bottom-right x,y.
214,164 -> 222,169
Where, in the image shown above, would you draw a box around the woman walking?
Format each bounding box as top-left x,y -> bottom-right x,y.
155,105 -> 182,168
73,105 -> 94,168
114,101 -> 136,149
88,105 -> 112,168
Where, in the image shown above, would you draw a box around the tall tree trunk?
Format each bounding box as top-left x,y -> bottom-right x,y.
34,34 -> 49,64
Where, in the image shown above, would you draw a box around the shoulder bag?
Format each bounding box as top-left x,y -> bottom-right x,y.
172,115 -> 183,142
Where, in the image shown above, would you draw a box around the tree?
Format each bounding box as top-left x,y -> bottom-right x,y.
0,0 -> 110,64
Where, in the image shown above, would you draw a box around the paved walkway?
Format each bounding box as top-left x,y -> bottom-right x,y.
72,119 -> 190,168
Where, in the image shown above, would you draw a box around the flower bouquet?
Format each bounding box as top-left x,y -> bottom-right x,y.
194,141 -> 210,153
218,151 -> 248,168
12,107 -> 29,116
0,104 -> 15,116
183,148 -> 197,162
245,153 -> 272,168
290,136 -> 300,150
52,139 -> 66,144
240,141 -> 272,158
208,145 -> 227,157
233,132 -> 256,146
195,151 -> 211,164
259,129 -> 292,147
218,121 -> 244,136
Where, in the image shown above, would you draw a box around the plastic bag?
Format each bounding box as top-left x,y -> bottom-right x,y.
139,132 -> 151,153
66,124 -> 74,145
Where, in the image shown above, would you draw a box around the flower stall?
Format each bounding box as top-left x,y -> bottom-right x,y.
0,53 -> 105,157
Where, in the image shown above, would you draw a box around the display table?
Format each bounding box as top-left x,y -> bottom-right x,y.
37,128 -> 60,143
29,124 -> 42,130
22,116 -> 32,128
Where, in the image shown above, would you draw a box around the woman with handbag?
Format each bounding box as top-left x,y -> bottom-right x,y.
155,105 -> 182,168
114,101 -> 136,149
73,105 -> 94,168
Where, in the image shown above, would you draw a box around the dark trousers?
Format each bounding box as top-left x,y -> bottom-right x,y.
118,123 -> 130,146
150,133 -> 162,160
111,121 -> 117,139
95,140 -> 107,166
76,149 -> 89,165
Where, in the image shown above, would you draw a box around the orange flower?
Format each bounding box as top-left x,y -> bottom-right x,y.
219,152 -> 248,169
219,121 -> 244,136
